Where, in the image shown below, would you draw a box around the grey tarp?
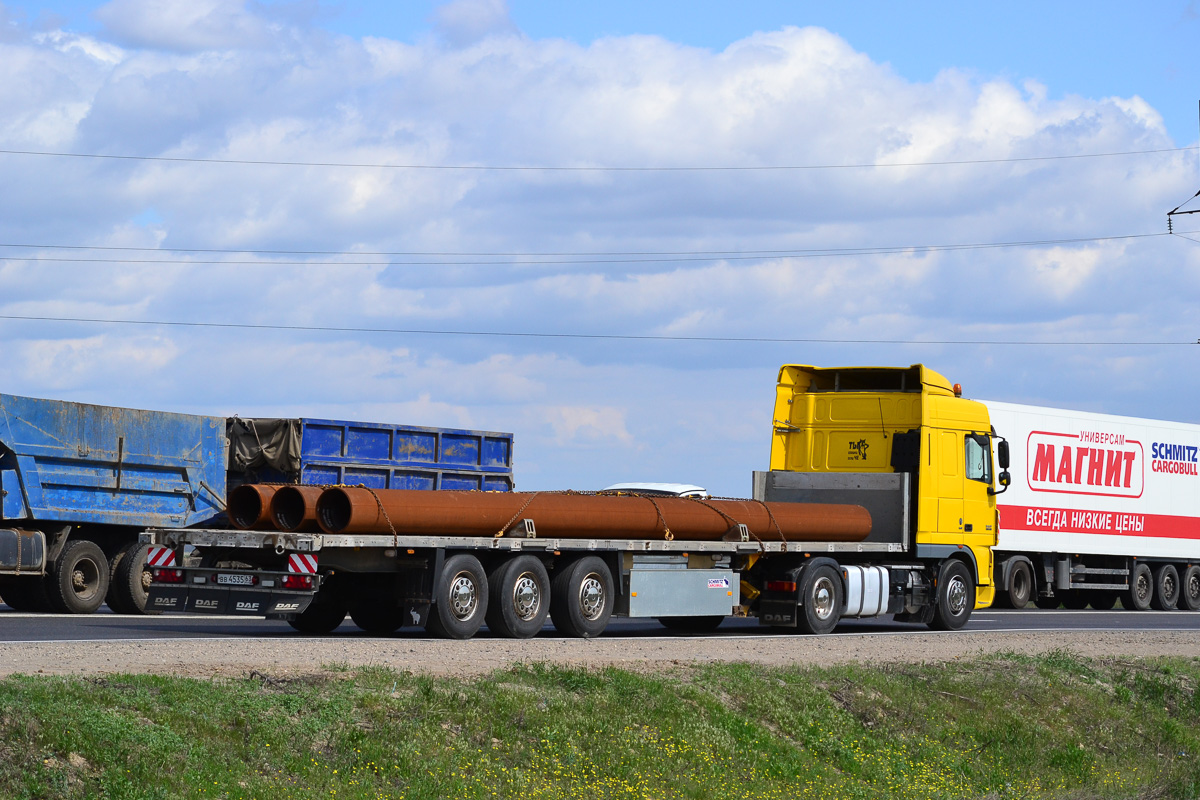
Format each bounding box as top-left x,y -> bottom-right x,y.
226,418 -> 302,476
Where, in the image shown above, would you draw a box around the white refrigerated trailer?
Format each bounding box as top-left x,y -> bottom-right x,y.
985,401 -> 1200,610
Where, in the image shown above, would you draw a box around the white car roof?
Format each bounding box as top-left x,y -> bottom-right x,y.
601,482 -> 709,497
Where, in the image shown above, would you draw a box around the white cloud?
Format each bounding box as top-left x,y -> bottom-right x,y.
0,7 -> 1196,493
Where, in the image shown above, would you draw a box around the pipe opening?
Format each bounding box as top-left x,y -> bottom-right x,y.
272,487 -> 308,532
227,485 -> 265,529
317,489 -> 353,533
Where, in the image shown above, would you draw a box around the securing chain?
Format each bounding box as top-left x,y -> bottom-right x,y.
497,491 -> 543,538
352,483 -> 399,546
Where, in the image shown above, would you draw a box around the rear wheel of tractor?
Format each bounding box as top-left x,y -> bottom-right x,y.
1086,591 -> 1118,610
550,556 -> 614,638
1061,591 -> 1090,610
1151,564 -> 1180,611
1181,565 -> 1200,612
486,555 -> 550,639
0,576 -> 53,612
1123,563 -> 1153,611
287,593 -> 347,634
349,603 -> 406,635
929,560 -> 974,631
426,554 -> 488,640
797,564 -> 843,635
1006,561 -> 1034,609
107,542 -> 158,615
47,540 -> 109,614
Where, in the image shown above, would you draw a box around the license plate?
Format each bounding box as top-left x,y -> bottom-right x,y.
216,573 -> 256,586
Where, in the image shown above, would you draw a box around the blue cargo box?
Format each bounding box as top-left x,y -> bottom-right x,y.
0,394 -> 227,529
233,418 -> 514,492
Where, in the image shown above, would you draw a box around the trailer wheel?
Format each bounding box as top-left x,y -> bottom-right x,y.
1182,566 -> 1200,612
46,540 -> 109,614
1123,563 -> 1153,611
287,592 -> 348,634
486,555 -> 550,639
107,543 -> 159,615
1005,560 -> 1034,609
0,576 -> 53,612
929,560 -> 974,631
349,603 -> 406,635
1150,564 -> 1180,611
550,556 -> 613,638
427,554 -> 488,640
1086,591 -> 1118,610
797,563 -> 842,635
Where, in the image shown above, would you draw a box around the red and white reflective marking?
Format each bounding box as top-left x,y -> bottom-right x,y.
288,554 -> 318,574
146,546 -> 176,567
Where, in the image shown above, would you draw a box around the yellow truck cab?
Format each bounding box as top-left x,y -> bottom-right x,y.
755,363 -> 1008,630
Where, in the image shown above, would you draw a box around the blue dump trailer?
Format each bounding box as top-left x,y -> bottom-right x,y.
0,393 -> 514,614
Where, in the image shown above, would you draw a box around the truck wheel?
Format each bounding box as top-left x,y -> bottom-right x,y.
1151,564 -> 1180,611
47,540 -> 109,614
426,554 -> 488,640
929,560 -> 974,631
0,576 -> 53,612
485,555 -> 550,639
1123,563 -> 1153,611
349,603 -> 406,634
658,615 -> 725,633
1006,561 -> 1034,609
287,593 -> 347,634
1034,595 -> 1060,609
1086,591 -> 1118,610
550,556 -> 613,638
797,563 -> 842,635
1182,565 -> 1200,612
107,543 -> 159,615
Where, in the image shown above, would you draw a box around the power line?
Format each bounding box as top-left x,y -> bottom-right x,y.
0,313 -> 1192,347
0,232 -> 1181,267
0,145 -> 1193,172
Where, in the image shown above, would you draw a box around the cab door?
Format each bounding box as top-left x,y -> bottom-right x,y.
936,430 -> 964,545
962,433 -> 997,551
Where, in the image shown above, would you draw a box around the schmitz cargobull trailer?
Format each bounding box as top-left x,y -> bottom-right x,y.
985,401 -> 1200,611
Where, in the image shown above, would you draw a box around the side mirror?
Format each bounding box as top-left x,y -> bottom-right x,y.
990,469 -> 1011,495
997,439 -> 1010,470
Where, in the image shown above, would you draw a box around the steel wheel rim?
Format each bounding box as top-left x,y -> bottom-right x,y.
72,558 -> 101,601
512,573 -> 541,620
946,575 -> 968,616
1189,572 -> 1200,604
448,572 -> 478,619
812,576 -> 836,621
578,574 -> 605,621
1164,572 -> 1177,600
1136,573 -> 1152,603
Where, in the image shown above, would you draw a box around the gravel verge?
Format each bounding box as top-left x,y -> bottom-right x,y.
2,630 -> 1198,680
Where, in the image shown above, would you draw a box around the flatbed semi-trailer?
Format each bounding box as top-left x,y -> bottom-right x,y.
142,363 -> 1011,637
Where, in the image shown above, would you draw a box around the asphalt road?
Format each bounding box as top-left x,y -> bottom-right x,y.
3,607 -> 1199,643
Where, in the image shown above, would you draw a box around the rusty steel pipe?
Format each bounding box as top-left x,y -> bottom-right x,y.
227,484 -> 279,530
270,485 -> 324,532
316,488 -> 871,542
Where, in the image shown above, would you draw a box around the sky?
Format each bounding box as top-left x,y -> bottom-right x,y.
0,0 -> 1197,495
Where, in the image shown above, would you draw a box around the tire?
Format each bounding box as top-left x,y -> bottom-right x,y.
550,556 -> 614,638
107,542 -> 159,615
0,576 -> 53,612
426,554 -> 488,640
485,555 -> 550,639
1006,560 -> 1034,609
349,603 -> 406,635
1061,591 -> 1090,610
797,563 -> 842,635
657,615 -> 725,633
1151,564 -> 1180,611
1123,562 -> 1153,611
1086,590 -> 1118,611
46,540 -> 109,614
1181,565 -> 1200,612
287,592 -> 347,634
1034,595 -> 1061,609
929,559 -> 974,631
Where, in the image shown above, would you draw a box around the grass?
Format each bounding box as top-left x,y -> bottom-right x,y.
0,652 -> 1199,799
